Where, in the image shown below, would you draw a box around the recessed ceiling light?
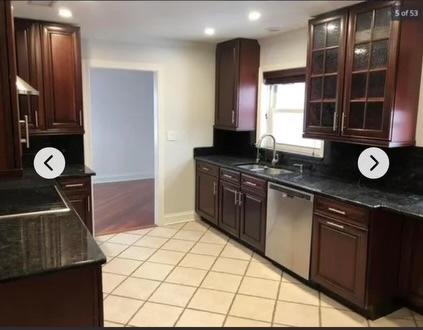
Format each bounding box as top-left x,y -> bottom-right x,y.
204,27 -> 215,36
58,8 -> 72,18
248,11 -> 261,21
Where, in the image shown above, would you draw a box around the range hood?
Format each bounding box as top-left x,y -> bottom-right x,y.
16,76 -> 39,96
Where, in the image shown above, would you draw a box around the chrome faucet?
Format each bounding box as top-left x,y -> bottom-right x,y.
256,134 -> 279,166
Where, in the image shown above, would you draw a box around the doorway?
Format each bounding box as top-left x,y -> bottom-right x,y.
89,68 -> 156,235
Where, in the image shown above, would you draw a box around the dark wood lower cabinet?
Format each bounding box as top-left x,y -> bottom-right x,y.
218,180 -> 240,237
239,190 -> 266,252
57,176 -> 93,233
399,218 -> 423,313
0,265 -> 103,326
311,214 -> 368,307
195,170 -> 218,225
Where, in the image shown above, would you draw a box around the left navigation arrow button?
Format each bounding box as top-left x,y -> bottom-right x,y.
34,147 -> 66,179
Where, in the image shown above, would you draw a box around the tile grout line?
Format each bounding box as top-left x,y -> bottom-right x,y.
270,270 -> 283,326
125,221 -> 214,327
122,224 -> 188,326
171,224 -> 229,327
103,226 -> 181,324
221,243 -> 255,326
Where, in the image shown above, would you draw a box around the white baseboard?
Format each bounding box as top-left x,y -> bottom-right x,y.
161,210 -> 200,226
93,173 -> 154,184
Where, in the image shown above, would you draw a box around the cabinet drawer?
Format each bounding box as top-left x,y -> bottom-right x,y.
314,196 -> 369,228
220,168 -> 240,185
241,174 -> 266,194
197,161 -> 219,177
57,177 -> 91,193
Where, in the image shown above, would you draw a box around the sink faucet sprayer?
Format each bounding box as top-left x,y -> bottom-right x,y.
256,134 -> 279,166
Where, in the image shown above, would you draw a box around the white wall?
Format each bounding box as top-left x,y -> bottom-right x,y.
90,68 -> 154,183
259,28 -> 423,147
82,39 -> 215,224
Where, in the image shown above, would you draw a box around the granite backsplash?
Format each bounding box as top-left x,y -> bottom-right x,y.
196,129 -> 423,195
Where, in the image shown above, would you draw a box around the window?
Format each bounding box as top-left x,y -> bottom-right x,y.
259,68 -> 324,158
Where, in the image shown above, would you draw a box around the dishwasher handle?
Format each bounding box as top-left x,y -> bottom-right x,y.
268,183 -> 314,202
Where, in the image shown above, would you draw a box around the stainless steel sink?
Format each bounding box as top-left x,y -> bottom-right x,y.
237,163 -> 293,176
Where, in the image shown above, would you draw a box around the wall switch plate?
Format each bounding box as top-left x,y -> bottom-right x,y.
167,130 -> 178,141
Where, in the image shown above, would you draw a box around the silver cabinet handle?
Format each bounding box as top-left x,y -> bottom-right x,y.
201,167 -> 209,172
238,193 -> 243,206
23,115 -> 29,148
223,174 -> 233,179
341,112 -> 346,132
333,111 -> 337,131
328,207 -> 346,215
87,196 -> 91,212
35,110 -> 39,127
244,181 -> 257,187
65,183 -> 84,188
79,110 -> 83,126
326,221 -> 344,230
213,182 -> 217,196
231,110 -> 235,124
234,191 -> 238,205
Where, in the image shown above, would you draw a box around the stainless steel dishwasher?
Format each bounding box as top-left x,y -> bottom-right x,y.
265,183 -> 314,280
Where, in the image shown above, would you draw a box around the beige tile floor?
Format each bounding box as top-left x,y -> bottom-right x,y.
97,220 -> 423,327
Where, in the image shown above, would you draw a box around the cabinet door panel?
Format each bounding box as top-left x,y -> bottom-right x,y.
342,1 -> 399,140
14,19 -> 44,131
67,192 -> 92,233
399,219 -> 423,311
311,215 -> 367,307
195,172 -> 218,225
0,0 -> 21,176
304,13 -> 347,136
239,191 -> 266,252
42,24 -> 83,134
215,41 -> 238,129
218,181 -> 239,237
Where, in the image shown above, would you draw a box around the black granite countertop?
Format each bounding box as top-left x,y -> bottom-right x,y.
195,155 -> 423,220
0,208 -> 106,283
0,164 -> 105,283
60,164 -> 96,177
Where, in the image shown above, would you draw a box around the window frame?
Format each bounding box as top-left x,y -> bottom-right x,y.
257,66 -> 325,158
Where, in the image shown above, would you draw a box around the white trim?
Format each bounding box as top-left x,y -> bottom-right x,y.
82,58 -> 163,226
93,173 -> 154,184
163,211 -> 200,225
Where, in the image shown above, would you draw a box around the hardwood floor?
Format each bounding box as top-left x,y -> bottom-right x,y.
93,179 -> 155,235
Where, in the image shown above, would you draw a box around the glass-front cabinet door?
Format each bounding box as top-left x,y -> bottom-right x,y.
342,1 -> 399,140
304,12 -> 347,137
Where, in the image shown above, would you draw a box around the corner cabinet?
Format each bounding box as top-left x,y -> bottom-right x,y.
215,38 -> 260,131
304,0 -> 423,147
14,18 -> 84,136
57,176 -> 93,233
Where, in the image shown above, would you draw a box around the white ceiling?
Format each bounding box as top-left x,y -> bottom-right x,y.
13,1 -> 359,44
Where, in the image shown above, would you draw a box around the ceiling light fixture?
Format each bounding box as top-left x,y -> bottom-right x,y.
58,8 -> 73,18
248,11 -> 261,21
204,27 -> 215,36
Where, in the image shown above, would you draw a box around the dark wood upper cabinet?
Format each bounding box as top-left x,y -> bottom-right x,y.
215,38 -> 260,131
304,12 -> 347,137
0,1 -> 22,176
42,23 -> 83,134
304,0 -> 423,147
14,18 -> 44,132
13,18 -> 84,136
